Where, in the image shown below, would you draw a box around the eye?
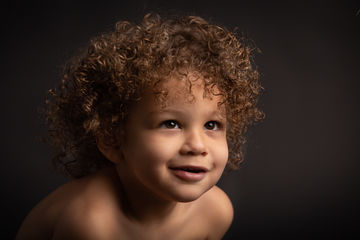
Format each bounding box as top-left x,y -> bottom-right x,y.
160,120 -> 180,129
204,121 -> 220,130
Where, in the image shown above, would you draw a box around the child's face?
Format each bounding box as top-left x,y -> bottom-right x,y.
119,76 -> 228,202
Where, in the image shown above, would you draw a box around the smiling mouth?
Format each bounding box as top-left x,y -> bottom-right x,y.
169,166 -> 208,173
169,166 -> 208,181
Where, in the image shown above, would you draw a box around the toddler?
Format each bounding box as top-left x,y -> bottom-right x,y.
16,13 -> 263,240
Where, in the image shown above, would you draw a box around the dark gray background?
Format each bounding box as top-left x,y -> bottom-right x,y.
2,1 -> 359,239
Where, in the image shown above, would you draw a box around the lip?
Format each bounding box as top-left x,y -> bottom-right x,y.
169,165 -> 208,182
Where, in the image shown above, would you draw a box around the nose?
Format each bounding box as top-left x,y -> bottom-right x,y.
180,128 -> 208,156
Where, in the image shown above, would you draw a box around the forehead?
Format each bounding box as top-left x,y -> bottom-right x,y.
126,73 -> 226,119
152,72 -> 224,106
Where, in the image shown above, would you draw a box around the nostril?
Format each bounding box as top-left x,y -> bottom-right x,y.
184,150 -> 207,156
188,151 -> 197,156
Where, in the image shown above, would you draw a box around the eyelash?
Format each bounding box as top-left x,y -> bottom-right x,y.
160,120 -> 222,130
160,120 -> 180,129
204,121 -> 221,130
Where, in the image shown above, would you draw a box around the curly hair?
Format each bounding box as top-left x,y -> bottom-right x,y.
45,13 -> 264,178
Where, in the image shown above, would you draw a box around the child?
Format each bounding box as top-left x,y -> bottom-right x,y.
16,13 -> 263,239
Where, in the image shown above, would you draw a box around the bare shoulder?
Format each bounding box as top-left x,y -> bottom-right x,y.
16,177 -> 82,240
194,186 -> 234,239
16,167 -> 123,240
204,185 -> 234,218
51,192 -> 120,240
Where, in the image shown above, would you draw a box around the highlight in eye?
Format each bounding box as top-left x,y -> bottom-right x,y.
204,121 -> 222,130
160,120 -> 180,129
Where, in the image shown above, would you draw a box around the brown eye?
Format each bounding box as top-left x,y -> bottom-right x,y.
161,120 -> 179,129
204,121 -> 219,130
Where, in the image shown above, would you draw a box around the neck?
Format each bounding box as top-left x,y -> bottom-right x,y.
112,165 -> 182,225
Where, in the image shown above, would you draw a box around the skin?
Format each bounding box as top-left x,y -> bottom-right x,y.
16,75 -> 234,240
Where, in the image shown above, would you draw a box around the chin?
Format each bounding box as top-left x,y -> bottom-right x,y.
169,185 -> 212,203
175,195 -> 200,202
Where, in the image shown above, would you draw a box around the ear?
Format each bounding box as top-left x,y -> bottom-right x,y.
97,137 -> 122,164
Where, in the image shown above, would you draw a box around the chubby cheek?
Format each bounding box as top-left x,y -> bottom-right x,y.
125,132 -> 178,170
212,140 -> 229,177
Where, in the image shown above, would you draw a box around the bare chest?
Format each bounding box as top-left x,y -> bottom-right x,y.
115,215 -> 210,240
119,228 -> 208,240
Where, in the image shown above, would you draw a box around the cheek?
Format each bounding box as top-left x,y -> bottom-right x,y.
125,133 -> 179,167
213,139 -> 229,169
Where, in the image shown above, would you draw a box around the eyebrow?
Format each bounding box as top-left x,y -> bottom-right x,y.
149,108 -> 182,114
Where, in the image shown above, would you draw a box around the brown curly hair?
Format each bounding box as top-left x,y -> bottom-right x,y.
45,13 -> 264,178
